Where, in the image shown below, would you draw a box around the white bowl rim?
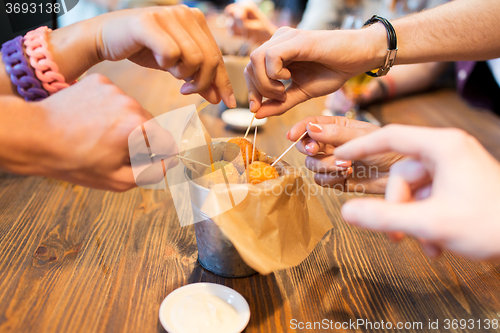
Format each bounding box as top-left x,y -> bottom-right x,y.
221,108 -> 267,130
159,282 -> 251,333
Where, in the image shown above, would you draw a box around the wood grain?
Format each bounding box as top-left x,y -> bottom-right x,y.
1,61 -> 500,333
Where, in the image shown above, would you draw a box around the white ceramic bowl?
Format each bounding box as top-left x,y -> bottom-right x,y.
159,282 -> 250,333
221,108 -> 267,131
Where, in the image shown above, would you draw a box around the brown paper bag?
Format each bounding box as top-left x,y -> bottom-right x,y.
200,155 -> 333,275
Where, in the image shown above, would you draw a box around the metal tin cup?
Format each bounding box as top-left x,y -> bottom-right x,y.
185,167 -> 258,278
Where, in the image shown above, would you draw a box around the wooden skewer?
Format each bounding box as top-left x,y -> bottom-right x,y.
271,131 -> 307,167
176,155 -> 210,168
252,125 -> 257,163
196,101 -> 215,171
196,101 -> 210,113
245,145 -> 250,182
243,114 -> 256,139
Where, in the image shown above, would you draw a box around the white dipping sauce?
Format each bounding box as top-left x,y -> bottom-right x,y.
170,293 -> 241,333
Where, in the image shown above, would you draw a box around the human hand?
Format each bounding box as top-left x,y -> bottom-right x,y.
244,26 -> 387,118
33,74 -> 177,191
289,116 -> 403,194
95,6 -> 236,107
324,82 -> 385,115
225,2 -> 277,44
335,125 -> 500,260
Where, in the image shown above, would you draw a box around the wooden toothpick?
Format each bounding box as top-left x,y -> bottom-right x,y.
252,125 -> 257,164
195,101 -> 215,171
245,145 -> 250,181
271,131 -> 307,167
243,114 -> 256,139
196,101 -> 210,113
177,155 -> 210,168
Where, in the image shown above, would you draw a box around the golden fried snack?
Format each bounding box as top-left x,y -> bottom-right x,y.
202,161 -> 240,185
222,137 -> 260,173
248,161 -> 279,185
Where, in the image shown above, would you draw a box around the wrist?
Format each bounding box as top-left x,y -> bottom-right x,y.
0,98 -> 51,175
49,17 -> 102,82
359,23 -> 390,73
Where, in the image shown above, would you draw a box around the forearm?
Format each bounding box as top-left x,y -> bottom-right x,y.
389,62 -> 449,97
0,16 -> 102,96
363,0 -> 500,68
0,97 -> 48,175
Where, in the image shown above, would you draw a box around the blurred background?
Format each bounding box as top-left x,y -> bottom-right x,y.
1,0 -> 499,116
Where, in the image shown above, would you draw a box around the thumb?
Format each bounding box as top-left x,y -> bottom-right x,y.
341,198 -> 434,239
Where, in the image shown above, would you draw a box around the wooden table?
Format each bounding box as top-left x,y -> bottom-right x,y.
1,60 -> 500,333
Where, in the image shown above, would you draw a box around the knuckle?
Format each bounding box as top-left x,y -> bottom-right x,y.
447,128 -> 470,141
245,62 -> 253,73
190,7 -> 204,20
264,48 -> 277,60
276,26 -> 291,34
88,73 -> 111,84
188,52 -> 204,67
137,11 -> 155,26
443,128 -> 477,151
175,4 -> 190,12
327,124 -> 341,138
105,83 -> 123,96
168,45 -> 181,60
382,123 -> 402,133
206,54 -> 220,69
114,181 -> 136,192
303,116 -> 317,124
115,94 -> 141,111
249,51 -> 260,63
174,4 -> 191,17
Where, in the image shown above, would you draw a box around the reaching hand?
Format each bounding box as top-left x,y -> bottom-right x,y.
96,6 -> 236,107
35,74 -> 177,191
225,2 -> 277,44
335,125 -> 500,260
244,27 -> 385,118
289,116 -> 403,194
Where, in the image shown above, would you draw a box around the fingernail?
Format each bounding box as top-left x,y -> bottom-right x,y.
249,101 -> 256,112
308,122 -> 322,133
335,160 -> 352,167
180,83 -> 194,94
305,143 -> 314,153
286,131 -> 291,140
341,166 -> 353,177
229,93 -> 237,108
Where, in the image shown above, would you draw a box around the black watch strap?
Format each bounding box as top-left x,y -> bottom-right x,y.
362,15 -> 398,77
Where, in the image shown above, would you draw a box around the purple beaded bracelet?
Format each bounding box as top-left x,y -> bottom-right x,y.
1,36 -> 49,101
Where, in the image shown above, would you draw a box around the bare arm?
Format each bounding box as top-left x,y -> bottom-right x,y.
370,0 -> 500,66
0,6 -> 236,107
357,62 -> 449,104
245,0 -> 500,117
0,17 -> 104,96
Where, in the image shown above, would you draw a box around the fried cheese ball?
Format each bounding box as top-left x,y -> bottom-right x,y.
222,137 -> 260,173
248,161 -> 279,185
202,161 -> 241,185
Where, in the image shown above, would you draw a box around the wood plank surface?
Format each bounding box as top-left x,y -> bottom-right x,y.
1,60 -> 500,333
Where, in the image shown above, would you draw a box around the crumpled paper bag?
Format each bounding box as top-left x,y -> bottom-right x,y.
199,153 -> 333,275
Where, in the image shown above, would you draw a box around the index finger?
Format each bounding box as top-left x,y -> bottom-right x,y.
191,8 -> 236,108
289,116 -> 375,141
334,124 -> 444,161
